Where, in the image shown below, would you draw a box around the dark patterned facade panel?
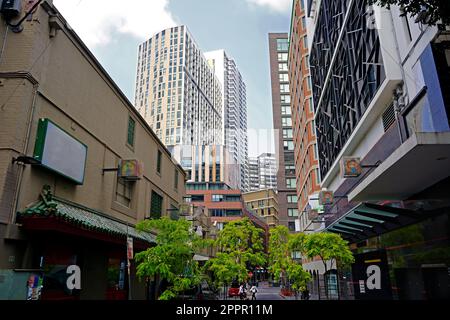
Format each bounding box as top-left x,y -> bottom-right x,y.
313,0 -> 386,179
310,0 -> 350,107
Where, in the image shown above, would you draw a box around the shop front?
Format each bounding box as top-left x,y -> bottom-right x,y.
9,186 -> 155,300
327,200 -> 450,300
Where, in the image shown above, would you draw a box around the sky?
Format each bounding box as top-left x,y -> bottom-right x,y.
53,0 -> 292,157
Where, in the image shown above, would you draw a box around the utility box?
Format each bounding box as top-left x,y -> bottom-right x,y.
1,0 -> 22,20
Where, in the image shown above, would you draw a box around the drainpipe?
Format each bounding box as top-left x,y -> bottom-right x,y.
11,82 -> 39,223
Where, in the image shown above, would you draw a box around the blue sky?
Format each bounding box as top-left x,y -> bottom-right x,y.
54,0 -> 291,156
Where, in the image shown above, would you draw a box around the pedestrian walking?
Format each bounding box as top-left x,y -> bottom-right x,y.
239,284 -> 246,300
250,284 -> 258,300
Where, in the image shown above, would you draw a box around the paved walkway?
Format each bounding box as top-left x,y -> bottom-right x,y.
218,282 -> 318,301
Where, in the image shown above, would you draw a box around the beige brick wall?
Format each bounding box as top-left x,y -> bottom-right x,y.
0,2 -> 185,226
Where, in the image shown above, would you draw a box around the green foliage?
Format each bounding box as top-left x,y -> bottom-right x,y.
268,226 -> 311,290
205,218 -> 266,286
368,0 -> 450,25
268,226 -> 291,282
134,217 -> 208,300
300,233 -> 355,272
287,263 -> 312,292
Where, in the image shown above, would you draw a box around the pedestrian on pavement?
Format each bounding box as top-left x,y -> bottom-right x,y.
250,285 -> 258,300
239,284 -> 246,300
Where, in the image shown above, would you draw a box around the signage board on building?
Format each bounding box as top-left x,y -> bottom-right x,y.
307,208 -> 319,221
340,157 -> 362,178
127,237 -> 134,260
33,118 -> 88,185
118,159 -> 143,180
319,190 -> 334,205
352,250 -> 393,300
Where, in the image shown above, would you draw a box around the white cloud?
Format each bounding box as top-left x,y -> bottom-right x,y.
246,0 -> 292,13
53,0 -> 177,47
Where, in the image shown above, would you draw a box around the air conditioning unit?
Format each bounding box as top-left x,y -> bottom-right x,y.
1,0 -> 21,20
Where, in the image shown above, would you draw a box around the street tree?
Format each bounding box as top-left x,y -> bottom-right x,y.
269,226 -> 310,297
134,217 -> 209,300
293,232 -> 354,299
205,218 -> 266,293
268,225 -> 292,286
368,0 -> 450,25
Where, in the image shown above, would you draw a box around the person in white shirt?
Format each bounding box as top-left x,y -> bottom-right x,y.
250,285 -> 258,300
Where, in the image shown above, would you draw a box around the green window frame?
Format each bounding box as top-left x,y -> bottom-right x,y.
174,169 -> 178,190
127,116 -> 136,147
157,150 -> 162,174
150,191 -> 163,219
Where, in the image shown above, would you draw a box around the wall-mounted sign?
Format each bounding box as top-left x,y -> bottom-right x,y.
307,208 -> 319,221
340,157 -> 362,178
319,190 -> 334,205
33,119 -> 88,185
352,250 -> 392,300
118,159 -> 143,180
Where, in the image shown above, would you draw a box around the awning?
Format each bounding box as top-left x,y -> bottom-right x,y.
326,203 -> 425,243
17,189 -> 155,244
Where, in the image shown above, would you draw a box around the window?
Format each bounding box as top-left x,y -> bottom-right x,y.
191,195 -> 204,202
226,210 -> 241,217
127,117 -> 135,146
281,106 -> 291,115
286,178 -> 296,188
303,36 -> 308,50
116,177 -> 133,207
279,73 -> 289,82
224,195 -> 241,202
315,168 -> 321,185
281,94 -> 291,104
150,191 -> 163,219
282,117 -> 292,127
212,194 -> 224,202
284,140 -> 294,151
285,165 -> 295,176
280,84 -> 290,93
288,222 -> 296,232
276,38 -> 289,51
283,129 -> 293,139
174,169 -> 178,190
287,195 -> 298,203
278,63 -> 288,72
288,208 -> 299,217
258,200 -> 265,207
277,52 -> 288,61
210,209 -> 224,217
157,150 -> 162,174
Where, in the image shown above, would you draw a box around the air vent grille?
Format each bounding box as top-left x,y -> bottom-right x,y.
382,103 -> 396,132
